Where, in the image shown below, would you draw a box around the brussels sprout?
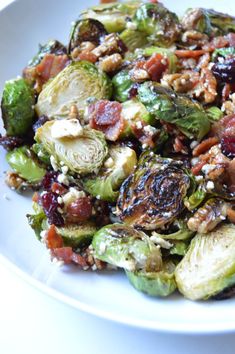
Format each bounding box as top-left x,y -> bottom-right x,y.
169,241 -> 190,256
181,8 -> 235,35
68,19 -> 107,54
184,186 -> 207,211
55,223 -> 97,248
35,61 -> 112,118
175,224 -> 235,300
151,221 -> 194,241
92,223 -> 162,272
112,69 -> 134,102
27,203 -> 46,240
84,145 -> 137,202
81,1 -> 140,33
206,106 -> 223,123
126,260 -> 176,297
28,40 -> 67,67
1,78 -> 35,136
117,152 -> 191,230
133,2 -> 181,47
121,99 -> 155,137
119,29 -> 148,52
138,82 -> 210,140
6,146 -> 46,183
35,120 -> 108,175
32,143 -> 51,165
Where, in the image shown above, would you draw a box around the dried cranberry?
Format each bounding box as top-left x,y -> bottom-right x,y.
221,136 -> 235,158
128,84 -> 139,99
42,171 -> 59,191
40,191 -> 64,226
0,134 -> 24,151
212,57 -> 235,84
32,115 -> 49,132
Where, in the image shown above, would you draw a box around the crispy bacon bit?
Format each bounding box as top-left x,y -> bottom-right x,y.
45,224 -> 63,249
51,247 -> 89,267
23,54 -> 69,92
32,192 -> 39,203
89,100 -> 124,141
144,53 -> 168,82
175,49 -> 206,58
66,197 -> 92,223
78,50 -> 97,63
191,160 -> 206,175
192,137 -> 219,157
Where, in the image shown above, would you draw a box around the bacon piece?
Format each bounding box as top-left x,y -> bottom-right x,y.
66,197 -> 92,223
51,182 -> 68,195
191,160 -> 206,175
192,137 -> 219,157
89,100 -> 124,141
45,224 -> 63,249
51,247 -> 89,267
175,49 -> 206,58
144,53 -> 168,82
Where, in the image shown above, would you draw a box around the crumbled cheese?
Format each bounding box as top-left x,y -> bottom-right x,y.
62,187 -> 86,207
51,119 -> 83,139
57,173 -> 69,186
126,21 -> 137,30
91,264 -> 97,271
96,195 -> 101,200
191,157 -> 199,166
104,157 -> 114,168
61,165 -> 69,175
142,143 -> 148,149
143,125 -> 157,135
206,180 -> 214,191
50,156 -> 59,171
201,164 -> 216,174
190,140 -> 199,149
51,257 -> 64,267
135,121 -> 143,129
57,196 -> 63,204
195,175 -> 203,182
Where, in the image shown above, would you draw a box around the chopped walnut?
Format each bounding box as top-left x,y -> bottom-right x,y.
129,67 -> 150,82
92,33 -> 123,58
5,172 -> 25,190
161,72 -> 198,93
187,198 -> 228,234
181,30 -> 209,48
222,93 -> 235,115
71,41 -> 96,60
83,246 -> 107,270
99,53 -> 123,73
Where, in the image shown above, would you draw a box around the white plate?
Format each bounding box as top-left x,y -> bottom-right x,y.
1,0 -> 235,334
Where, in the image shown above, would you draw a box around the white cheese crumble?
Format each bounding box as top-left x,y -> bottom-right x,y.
61,165 -> 69,175
206,180 -> 214,191
62,188 -> 86,207
126,21 -> 137,30
57,173 -> 69,186
50,156 -> 59,171
104,157 -> 114,168
51,119 -> 83,139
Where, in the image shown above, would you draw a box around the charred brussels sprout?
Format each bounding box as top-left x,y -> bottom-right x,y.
81,1 -> 140,33
84,145 -> 137,202
6,146 -> 46,183
1,78 -> 35,136
112,70 -> 134,102
117,153 -> 191,230
68,19 -> 107,54
35,120 -> 108,174
36,61 -> 112,118
175,224 -> 235,300
92,224 -> 162,272
133,2 -> 181,47
55,223 -> 97,248
181,8 -> 235,35
126,260 -> 176,297
138,82 -> 210,140
28,40 -> 67,67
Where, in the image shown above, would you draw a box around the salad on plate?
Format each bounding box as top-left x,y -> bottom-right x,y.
1,0 -> 235,301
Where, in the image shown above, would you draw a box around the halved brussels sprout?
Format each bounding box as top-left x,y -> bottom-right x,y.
138,82 -> 210,140
175,224 -> 235,300
55,223 -> 97,248
117,152 -> 191,230
184,185 -> 207,211
119,29 -> 148,52
1,78 -> 35,136
133,2 -> 181,47
28,39 -> 67,67
92,223 -> 162,272
6,146 -> 46,183
68,19 -> 107,54
126,260 -> 176,297
35,61 -> 112,118
112,69 -> 134,103
35,120 -> 108,174
206,106 -> 223,123
84,145 -> 137,202
121,99 -> 155,137
181,8 -> 235,35
81,1 -> 140,33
